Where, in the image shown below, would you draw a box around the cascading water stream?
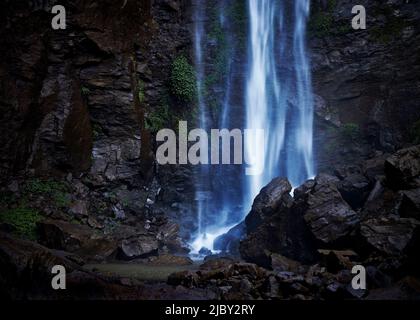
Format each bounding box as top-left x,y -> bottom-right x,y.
244,0 -> 315,210
288,0 -> 315,187
190,0 -> 315,255
193,0 -> 208,240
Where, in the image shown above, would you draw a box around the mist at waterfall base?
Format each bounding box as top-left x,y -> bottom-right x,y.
190,0 -> 315,257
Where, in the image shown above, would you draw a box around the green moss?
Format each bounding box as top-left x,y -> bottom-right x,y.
202,7 -> 231,110
54,192 -> 71,208
138,80 -> 145,104
92,123 -> 103,139
24,178 -> 70,208
0,207 -> 41,240
145,102 -> 171,133
170,56 -> 197,103
81,86 -> 91,96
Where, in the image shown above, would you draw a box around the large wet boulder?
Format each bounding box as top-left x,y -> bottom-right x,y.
214,222 -> 245,255
0,232 -> 80,299
0,232 -> 150,299
304,174 -> 360,244
38,219 -> 117,262
240,178 -> 317,267
156,221 -> 190,255
335,165 -> 372,209
117,234 -> 159,260
360,216 -> 420,256
385,145 -> 420,189
244,178 -> 292,233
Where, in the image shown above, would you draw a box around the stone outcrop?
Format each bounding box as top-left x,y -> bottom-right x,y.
303,174 -> 360,244
244,178 -> 293,233
360,217 -> 419,256
240,178 -> 318,266
117,235 -> 159,260
38,219 -> 117,262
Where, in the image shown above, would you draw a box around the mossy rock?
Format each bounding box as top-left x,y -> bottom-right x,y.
0,207 -> 41,240
170,55 -> 197,103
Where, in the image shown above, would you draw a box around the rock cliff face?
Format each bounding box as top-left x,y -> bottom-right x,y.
310,0 -> 420,172
0,0 -> 199,243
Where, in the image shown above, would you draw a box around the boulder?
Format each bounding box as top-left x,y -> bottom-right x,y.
198,247 -> 212,256
385,145 -> 420,189
157,221 -> 189,254
336,173 -> 372,209
117,235 -> 159,260
38,219 -> 117,262
146,254 -> 193,266
240,232 -> 273,268
360,216 -> 420,255
240,206 -> 317,266
167,270 -> 199,288
0,232 -> 78,298
362,184 -> 401,219
399,188 -> 420,220
200,257 -> 238,271
0,233 -> 141,299
304,174 -> 360,243
213,222 -> 245,254
245,178 -> 292,233
363,153 -> 387,181
240,178 -> 317,266
270,253 -> 301,273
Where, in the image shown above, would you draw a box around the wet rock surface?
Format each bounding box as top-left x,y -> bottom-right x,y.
304,174 -> 360,244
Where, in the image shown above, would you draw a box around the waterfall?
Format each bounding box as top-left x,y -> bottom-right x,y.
192,0 -> 208,240
191,0 -> 243,255
244,0 -> 315,211
289,0 -> 315,187
190,0 -> 315,255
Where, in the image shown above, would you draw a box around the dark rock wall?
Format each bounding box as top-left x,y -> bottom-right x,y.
310,0 -> 420,172
0,0 -> 191,185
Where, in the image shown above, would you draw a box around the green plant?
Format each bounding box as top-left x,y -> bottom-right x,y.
81,86 -> 91,96
92,123 -> 103,139
54,192 -> 71,208
145,104 -> 171,132
121,197 -> 130,207
24,178 -> 70,208
340,123 -> 360,141
138,80 -> 145,104
170,55 -> 197,103
0,207 -> 41,240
